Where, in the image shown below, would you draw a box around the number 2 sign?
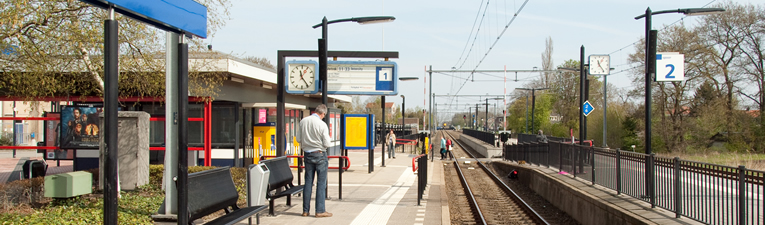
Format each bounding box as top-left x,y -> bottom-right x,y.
656,52 -> 684,82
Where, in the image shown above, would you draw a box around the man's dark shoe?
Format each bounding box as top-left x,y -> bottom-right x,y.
315,212 -> 333,218
302,212 -> 309,217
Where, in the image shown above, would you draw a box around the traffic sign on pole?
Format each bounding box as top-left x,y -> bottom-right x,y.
583,100 -> 594,117
655,52 -> 684,82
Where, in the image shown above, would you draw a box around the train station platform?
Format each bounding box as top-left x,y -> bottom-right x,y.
254,145 -> 447,225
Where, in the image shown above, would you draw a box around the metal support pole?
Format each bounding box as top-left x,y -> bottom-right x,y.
369,114 -> 374,173
484,98 -> 488,131
401,96 -> 405,137
429,66 -> 432,138
579,45 -> 585,145
524,96 -> 529,133
177,35 -> 190,225
162,31 -> 179,215
234,104 -> 240,167
603,74 -> 608,148
646,29 -> 658,206
644,7 -> 653,155
531,90 -> 536,133
321,17 -> 329,126
738,165 -> 746,225
103,11 -> 119,224
12,102 -> 15,158
381,96 -> 386,166
338,156 -> 343,200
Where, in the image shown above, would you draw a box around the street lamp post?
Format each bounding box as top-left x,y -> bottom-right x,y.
398,76 -> 419,134
400,95 -> 405,131
635,6 -> 724,209
634,7 -> 725,155
516,88 -> 549,134
313,16 -> 396,126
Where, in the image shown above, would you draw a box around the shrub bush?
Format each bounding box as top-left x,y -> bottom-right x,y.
0,165 -> 249,224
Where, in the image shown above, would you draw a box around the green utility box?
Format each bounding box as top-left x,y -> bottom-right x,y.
44,171 -> 92,198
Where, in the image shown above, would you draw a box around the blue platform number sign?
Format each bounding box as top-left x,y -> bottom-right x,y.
582,101 -> 594,117
655,52 -> 684,82
378,68 -> 393,81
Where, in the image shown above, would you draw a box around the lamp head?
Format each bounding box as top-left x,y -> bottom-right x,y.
354,16 -> 396,25
682,8 -> 725,16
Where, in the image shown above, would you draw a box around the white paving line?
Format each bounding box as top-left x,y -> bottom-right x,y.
328,184 -> 391,187
350,167 -> 416,225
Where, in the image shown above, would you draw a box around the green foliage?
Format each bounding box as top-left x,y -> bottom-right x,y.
0,165 -> 249,224
0,136 -> 11,146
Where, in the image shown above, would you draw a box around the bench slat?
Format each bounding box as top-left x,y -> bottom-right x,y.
187,167 -> 240,222
204,205 -> 267,225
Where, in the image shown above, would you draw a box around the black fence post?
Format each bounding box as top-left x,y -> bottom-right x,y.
573,146 -> 577,178
616,149 -> 621,195
674,157 -> 681,218
546,143 -> 550,168
591,147 -> 595,186
738,165 -> 746,225
558,143 -> 562,173
650,153 -> 656,208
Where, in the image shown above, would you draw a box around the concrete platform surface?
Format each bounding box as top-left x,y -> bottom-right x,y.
249,145 -> 444,225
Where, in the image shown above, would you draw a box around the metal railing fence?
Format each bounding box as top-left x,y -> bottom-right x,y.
503,141 -> 765,225
462,129 -> 495,145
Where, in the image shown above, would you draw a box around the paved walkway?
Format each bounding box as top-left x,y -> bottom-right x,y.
250,145 -> 445,225
0,150 -> 73,184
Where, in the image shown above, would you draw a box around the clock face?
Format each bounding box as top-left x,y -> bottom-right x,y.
289,64 -> 316,90
588,55 -> 610,75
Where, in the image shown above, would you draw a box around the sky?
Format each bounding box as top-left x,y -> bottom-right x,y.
208,0 -> 759,119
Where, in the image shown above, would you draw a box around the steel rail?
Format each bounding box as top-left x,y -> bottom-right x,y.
444,130 -> 550,225
451,153 -> 488,225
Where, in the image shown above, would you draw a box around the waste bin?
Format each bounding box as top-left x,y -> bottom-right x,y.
247,163 -> 270,206
22,160 -> 47,179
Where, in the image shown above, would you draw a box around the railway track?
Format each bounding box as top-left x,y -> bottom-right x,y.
442,131 -> 549,225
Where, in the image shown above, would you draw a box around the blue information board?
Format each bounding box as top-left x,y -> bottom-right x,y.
327,61 -> 398,95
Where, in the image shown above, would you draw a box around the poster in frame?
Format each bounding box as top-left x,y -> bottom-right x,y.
59,106 -> 102,149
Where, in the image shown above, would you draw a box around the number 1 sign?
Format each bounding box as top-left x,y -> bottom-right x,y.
656,52 -> 684,82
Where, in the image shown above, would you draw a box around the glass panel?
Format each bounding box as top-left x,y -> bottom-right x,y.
211,104 -> 235,144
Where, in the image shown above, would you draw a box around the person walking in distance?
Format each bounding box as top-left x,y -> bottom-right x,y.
386,130 -> 396,159
297,104 -> 333,218
445,138 -> 452,160
440,136 -> 447,160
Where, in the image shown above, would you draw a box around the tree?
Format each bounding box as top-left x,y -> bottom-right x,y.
548,60 -> 581,132
540,36 -> 554,88
698,1 -> 749,137
0,0 -> 233,100
243,56 -> 275,70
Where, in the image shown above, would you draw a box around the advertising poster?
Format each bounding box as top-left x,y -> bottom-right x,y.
259,109 -> 267,123
60,106 -> 101,149
43,112 -> 72,159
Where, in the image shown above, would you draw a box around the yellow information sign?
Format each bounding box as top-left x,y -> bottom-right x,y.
345,116 -> 368,148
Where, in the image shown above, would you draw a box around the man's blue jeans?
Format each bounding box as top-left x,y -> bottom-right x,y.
303,151 -> 328,214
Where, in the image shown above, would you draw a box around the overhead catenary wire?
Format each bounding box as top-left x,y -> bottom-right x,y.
449,0 -> 530,108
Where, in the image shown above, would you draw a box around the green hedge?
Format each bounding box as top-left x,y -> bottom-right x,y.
0,165 -> 248,224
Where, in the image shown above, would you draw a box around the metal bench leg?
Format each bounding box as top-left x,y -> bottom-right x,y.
269,199 -> 275,216
286,196 -> 291,206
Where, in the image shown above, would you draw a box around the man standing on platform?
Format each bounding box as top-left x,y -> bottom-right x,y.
297,104 -> 333,218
